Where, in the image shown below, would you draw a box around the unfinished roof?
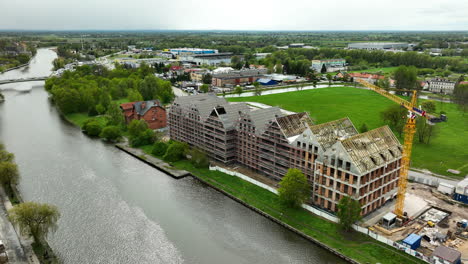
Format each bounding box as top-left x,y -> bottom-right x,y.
173,93 -> 227,121
276,112 -> 314,138
340,126 -> 402,174
212,103 -> 250,130
247,107 -> 284,136
133,100 -> 162,116
310,117 -> 358,151
432,246 -> 461,262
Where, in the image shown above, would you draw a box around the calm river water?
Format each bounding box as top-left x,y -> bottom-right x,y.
0,49 -> 345,264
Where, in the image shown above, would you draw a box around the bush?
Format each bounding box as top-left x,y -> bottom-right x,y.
163,141 -> 188,162
152,141 -> 168,157
188,148 -> 209,168
130,129 -> 155,147
82,120 -> 103,137
99,126 -> 122,141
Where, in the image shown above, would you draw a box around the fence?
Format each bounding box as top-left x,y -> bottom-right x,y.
209,165 -> 433,263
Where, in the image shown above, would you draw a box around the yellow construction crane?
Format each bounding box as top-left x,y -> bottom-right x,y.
356,79 -> 432,218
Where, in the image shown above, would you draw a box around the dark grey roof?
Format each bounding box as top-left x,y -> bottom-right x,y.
214,103 -> 250,130
247,107 -> 284,136
173,93 -> 227,121
133,100 -> 162,116
432,246 -> 461,262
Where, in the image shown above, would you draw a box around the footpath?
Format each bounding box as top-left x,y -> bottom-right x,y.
0,187 -> 39,264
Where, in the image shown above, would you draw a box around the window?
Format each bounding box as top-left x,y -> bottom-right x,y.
345,162 -> 351,171
338,159 -> 343,168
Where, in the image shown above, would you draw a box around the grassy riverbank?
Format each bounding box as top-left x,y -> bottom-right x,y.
138,145 -> 426,264
228,87 -> 468,178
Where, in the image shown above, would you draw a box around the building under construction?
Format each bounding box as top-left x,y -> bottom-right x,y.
168,94 -> 403,215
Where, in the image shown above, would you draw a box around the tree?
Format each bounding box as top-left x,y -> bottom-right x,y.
0,162 -> 19,187
106,102 -> 125,127
326,73 -> 332,86
320,64 -> 327,74
376,77 -> 391,90
9,202 -> 60,243
200,84 -> 209,93
128,89 -> 143,102
99,126 -> 122,141
381,105 -> 407,137
235,86 -> 243,96
337,196 -> 362,231
278,168 -> 310,208
82,120 -> 103,137
416,116 -> 436,144
188,148 -> 209,168
0,150 -> 14,163
394,65 -> 418,90
359,123 -> 369,133
128,120 -> 156,147
95,104 -> 106,115
253,82 -> 262,96
231,56 -> 243,70
202,73 -> 212,85
453,84 -> 468,113
421,100 -> 436,114
163,141 -> 188,162
152,141 -> 168,156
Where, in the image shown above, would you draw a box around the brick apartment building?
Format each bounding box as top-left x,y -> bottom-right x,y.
168,94 -> 402,215
120,100 -> 167,130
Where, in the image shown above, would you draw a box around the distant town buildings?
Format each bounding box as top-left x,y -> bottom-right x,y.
311,59 -> 347,73
212,69 -> 268,87
348,73 -> 385,84
427,79 -> 456,94
168,48 -> 218,55
120,100 -> 167,130
347,42 -> 409,50
168,94 -> 402,216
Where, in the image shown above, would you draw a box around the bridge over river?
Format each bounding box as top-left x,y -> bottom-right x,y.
0,76 -> 48,85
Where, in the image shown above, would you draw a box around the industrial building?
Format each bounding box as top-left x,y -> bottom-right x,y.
168,48 -> 218,55
311,59 -> 346,72
347,42 -> 409,50
211,69 -> 268,87
186,53 -> 233,66
168,94 -> 402,215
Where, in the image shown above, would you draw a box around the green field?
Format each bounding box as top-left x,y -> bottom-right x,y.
138,145 -> 425,264
228,87 -> 468,178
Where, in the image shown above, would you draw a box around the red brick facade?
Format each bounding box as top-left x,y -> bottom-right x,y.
120,100 -> 167,130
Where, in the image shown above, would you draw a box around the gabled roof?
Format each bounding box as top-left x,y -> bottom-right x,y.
309,117 -> 358,151
212,103 -> 250,130
276,112 -> 313,138
340,126 -> 402,174
173,93 -> 227,121
133,100 -> 162,116
120,100 -> 163,116
247,107 -> 283,136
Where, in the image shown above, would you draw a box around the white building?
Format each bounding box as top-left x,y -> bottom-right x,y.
427,79 -> 456,94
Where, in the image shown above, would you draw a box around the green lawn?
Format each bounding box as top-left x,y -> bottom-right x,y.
64,113 -> 107,128
137,144 -> 425,264
228,87 -> 468,178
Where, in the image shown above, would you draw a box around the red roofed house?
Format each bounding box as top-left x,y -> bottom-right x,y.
120,100 -> 167,130
349,72 -> 385,84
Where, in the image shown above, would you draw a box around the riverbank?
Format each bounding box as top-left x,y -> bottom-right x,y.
115,143 -> 426,264
0,63 -> 30,74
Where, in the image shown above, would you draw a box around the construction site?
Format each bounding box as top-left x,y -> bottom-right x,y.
167,80 -> 467,263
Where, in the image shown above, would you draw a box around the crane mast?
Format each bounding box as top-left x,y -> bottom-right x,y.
356,79 -> 426,218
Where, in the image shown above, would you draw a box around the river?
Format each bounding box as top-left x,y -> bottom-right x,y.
0,48 -> 345,264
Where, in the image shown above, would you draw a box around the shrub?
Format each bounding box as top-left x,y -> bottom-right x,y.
82,120 -> 103,137
163,141 -> 188,162
152,141 -> 168,157
188,148 -> 209,168
130,129 -> 155,147
99,126 -> 122,141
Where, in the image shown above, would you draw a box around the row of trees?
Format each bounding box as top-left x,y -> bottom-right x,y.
0,143 -> 60,260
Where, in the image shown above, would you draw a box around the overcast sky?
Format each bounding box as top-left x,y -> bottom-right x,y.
1,0 -> 467,31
